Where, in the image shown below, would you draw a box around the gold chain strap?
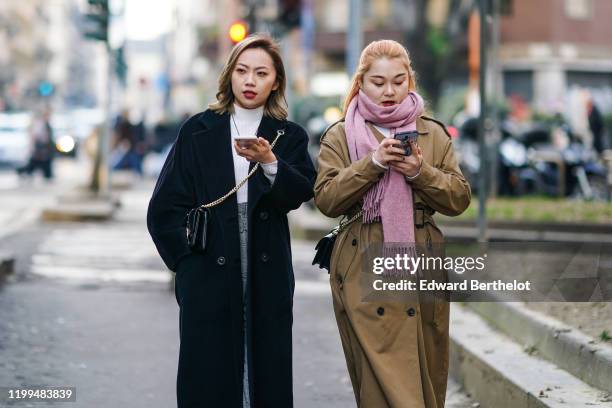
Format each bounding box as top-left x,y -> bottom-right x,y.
198,128 -> 285,210
337,209 -> 363,233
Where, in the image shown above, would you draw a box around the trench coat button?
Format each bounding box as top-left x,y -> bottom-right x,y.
259,211 -> 269,220
351,238 -> 358,246
377,307 -> 385,316
216,256 -> 226,266
336,274 -> 343,284
261,253 -> 269,263
407,307 -> 416,317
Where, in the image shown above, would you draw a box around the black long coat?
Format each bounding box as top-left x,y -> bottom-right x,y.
146,109 -> 316,408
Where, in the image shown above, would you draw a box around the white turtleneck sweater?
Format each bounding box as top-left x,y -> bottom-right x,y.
230,103 -> 278,203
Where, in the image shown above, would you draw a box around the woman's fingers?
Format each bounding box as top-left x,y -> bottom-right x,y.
383,138 -> 401,146
257,137 -> 270,148
234,142 -> 246,154
388,146 -> 406,156
234,137 -> 273,163
409,140 -> 421,157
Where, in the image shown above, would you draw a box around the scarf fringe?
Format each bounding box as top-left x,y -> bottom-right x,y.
363,169 -> 388,223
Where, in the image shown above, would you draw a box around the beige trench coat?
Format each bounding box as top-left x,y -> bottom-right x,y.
314,117 -> 471,408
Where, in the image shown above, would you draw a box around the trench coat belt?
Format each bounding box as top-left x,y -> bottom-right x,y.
414,202 -> 434,229
343,203 -> 434,229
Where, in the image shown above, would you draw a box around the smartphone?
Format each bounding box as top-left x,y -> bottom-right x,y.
394,131 -> 419,156
234,136 -> 258,148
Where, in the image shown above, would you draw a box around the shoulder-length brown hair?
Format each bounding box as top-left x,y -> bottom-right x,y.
342,40 -> 418,114
209,34 -> 288,120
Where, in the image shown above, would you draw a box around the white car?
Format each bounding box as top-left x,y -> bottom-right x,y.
0,112 -> 31,168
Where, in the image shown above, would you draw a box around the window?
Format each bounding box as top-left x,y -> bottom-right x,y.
567,71 -> 612,89
564,0 -> 592,20
500,0 -> 514,16
503,70 -> 534,103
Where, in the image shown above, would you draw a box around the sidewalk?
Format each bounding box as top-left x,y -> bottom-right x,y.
0,159 -> 89,241
290,205 -> 612,244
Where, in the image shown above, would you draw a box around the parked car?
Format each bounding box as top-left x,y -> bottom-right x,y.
0,112 -> 31,168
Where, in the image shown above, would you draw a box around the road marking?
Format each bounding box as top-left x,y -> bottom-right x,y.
31,265 -> 171,283
0,172 -> 19,190
30,225 -> 169,284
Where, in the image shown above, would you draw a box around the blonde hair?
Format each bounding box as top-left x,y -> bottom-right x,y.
209,34 -> 288,120
343,40 -> 417,114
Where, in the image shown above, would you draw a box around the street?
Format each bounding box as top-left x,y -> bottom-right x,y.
2,0 -> 612,406
0,170 -> 475,408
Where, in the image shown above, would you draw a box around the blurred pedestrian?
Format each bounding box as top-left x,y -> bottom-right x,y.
314,40 -> 471,408
147,34 -> 315,408
152,115 -> 176,153
110,110 -> 144,174
587,97 -> 606,154
17,108 -> 55,180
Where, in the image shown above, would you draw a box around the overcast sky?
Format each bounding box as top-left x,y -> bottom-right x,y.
124,0 -> 174,41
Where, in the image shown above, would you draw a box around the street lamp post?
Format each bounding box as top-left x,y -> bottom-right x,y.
346,0 -> 363,77
83,0 -> 111,197
478,0 -> 489,243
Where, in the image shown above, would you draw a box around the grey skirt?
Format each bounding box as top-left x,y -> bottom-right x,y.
238,202 -> 250,408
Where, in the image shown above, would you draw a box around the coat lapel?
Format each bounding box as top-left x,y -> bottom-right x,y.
192,111 -> 237,208
247,114 -> 286,209
248,114 -> 282,171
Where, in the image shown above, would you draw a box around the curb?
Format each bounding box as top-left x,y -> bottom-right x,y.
41,200 -> 117,222
297,223 -> 612,244
290,207 -> 612,243
438,224 -> 612,243
467,301 -> 612,394
437,219 -> 612,235
449,305 -> 612,407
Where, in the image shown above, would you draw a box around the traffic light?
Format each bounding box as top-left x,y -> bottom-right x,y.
38,81 -> 54,97
82,0 -> 109,43
279,0 -> 301,29
229,21 -> 248,44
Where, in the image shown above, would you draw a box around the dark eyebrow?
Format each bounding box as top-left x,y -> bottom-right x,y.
236,63 -> 270,71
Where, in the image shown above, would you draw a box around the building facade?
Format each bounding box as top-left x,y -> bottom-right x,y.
500,0 -> 612,116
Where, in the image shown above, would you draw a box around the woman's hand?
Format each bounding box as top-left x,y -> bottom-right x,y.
234,137 -> 276,164
372,139 -> 405,167
389,140 -> 422,178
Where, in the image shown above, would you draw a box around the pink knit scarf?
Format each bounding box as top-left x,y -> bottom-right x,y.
345,90 -> 424,243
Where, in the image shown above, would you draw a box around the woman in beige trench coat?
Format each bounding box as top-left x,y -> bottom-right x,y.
314,40 -> 471,408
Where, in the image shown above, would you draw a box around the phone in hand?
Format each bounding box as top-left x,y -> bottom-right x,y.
234,136 -> 258,148
394,131 -> 419,156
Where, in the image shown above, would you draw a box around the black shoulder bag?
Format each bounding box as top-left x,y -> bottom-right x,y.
312,209 -> 362,271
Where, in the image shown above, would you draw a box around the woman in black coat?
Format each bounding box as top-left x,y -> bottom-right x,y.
147,34 -> 316,408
